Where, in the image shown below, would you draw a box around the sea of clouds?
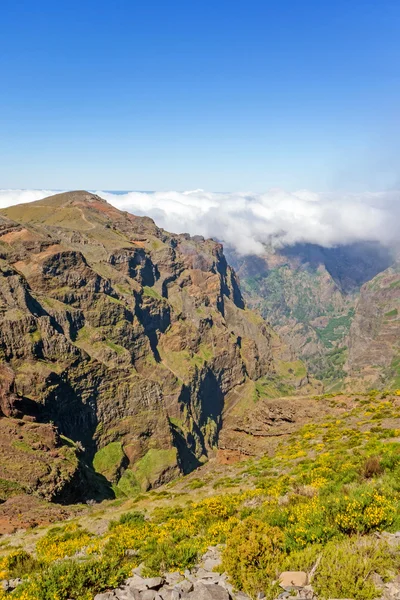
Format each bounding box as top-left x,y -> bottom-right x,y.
0,188 -> 399,255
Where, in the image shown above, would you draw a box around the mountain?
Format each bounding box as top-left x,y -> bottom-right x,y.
345,263 -> 400,389
0,191 -> 314,505
226,242 -> 394,389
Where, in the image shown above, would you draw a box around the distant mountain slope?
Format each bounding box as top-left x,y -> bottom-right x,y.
345,263 -> 400,389
0,191 -> 314,503
226,242 -> 394,389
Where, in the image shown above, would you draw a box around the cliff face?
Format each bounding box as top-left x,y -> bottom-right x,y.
226,242 -> 393,388
345,264 -> 400,389
0,191 -> 312,502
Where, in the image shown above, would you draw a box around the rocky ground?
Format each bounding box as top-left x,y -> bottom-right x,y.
91,539 -> 400,600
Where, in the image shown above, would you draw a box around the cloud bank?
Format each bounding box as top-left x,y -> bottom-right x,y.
0,188 -> 399,255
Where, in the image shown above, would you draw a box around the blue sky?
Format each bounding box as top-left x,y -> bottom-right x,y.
1,0 -> 400,191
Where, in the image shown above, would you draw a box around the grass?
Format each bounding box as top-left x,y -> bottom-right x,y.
29,329 -> 42,343
93,442 -> 125,483
143,286 -> 162,299
105,340 -> 125,355
133,448 -> 178,491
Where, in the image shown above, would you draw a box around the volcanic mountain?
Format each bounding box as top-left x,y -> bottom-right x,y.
0,191 -> 314,504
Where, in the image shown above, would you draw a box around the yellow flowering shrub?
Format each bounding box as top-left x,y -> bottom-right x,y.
36,524 -> 94,562
222,517 -> 284,597
1,392 -> 400,600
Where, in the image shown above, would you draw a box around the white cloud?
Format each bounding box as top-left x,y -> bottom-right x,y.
0,188 -> 399,255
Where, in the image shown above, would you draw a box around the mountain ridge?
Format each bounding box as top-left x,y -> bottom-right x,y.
0,191 -> 316,505
226,241 -> 396,390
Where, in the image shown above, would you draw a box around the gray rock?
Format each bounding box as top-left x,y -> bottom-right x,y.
140,591 -> 162,600
158,587 -> 181,600
203,558 -> 222,572
94,593 -> 116,600
140,592 -> 156,600
201,547 -> 222,573
127,575 -> 148,592
159,590 -> 181,600
279,572 -> 308,589
185,582 -> 230,599
8,578 -> 23,590
177,580 -> 193,593
143,577 -> 164,590
115,587 -> 141,600
196,568 -> 217,578
165,572 -> 183,585
132,564 -> 146,576
384,581 -> 400,599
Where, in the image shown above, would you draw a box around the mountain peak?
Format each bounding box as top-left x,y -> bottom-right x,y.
26,190 -> 110,209
45,190 -> 108,205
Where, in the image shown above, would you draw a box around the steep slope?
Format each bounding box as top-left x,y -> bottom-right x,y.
345,263 -> 400,389
226,242 -> 394,389
0,191 -> 313,503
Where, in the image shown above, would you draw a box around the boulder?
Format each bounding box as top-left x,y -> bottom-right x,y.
159,590 -> 181,600
183,582 -> 231,599
126,575 -> 148,592
177,580 -> 194,593
141,591 -> 162,600
165,572 -> 183,585
279,572 -> 308,589
143,577 -> 165,590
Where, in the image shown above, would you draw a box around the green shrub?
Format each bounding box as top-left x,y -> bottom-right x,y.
21,556 -> 132,600
140,537 -> 200,575
109,511 -> 145,529
313,536 -> 399,600
222,517 -> 284,598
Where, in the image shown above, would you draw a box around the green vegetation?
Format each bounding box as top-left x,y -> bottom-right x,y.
105,340 -> 125,355
313,537 -> 399,600
387,355 -> 400,389
114,469 -> 140,498
254,378 -> 295,400
315,309 -> 355,349
3,394 -> 400,600
29,329 -> 42,343
143,285 -> 162,299
240,263 -> 357,385
93,442 -> 125,483
317,346 -> 348,387
133,448 -> 178,491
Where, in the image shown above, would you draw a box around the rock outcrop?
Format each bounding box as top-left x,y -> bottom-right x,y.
0,191 -> 312,502
345,263 -> 400,389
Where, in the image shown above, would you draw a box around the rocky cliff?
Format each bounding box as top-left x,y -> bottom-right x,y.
0,191 -> 313,503
226,242 -> 394,389
345,263 -> 400,389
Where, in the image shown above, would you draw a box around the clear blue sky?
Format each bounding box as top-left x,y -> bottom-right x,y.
1,0 -> 400,192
